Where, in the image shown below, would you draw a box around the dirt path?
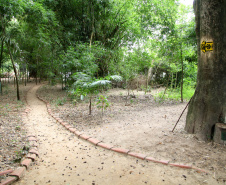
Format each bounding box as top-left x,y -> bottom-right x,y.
15,85 -> 217,185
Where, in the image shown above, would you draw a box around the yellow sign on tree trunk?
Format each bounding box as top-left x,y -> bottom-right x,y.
201,41 -> 213,53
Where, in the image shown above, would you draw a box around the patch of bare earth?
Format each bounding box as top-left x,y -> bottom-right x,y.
0,81 -> 33,181
37,84 -> 226,184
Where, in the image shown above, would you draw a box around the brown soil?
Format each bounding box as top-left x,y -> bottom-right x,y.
0,82 -> 32,181
35,83 -> 226,184
1,82 -> 226,184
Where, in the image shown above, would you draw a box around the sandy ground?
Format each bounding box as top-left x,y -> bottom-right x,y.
36,84 -> 226,185
8,84 -> 224,185
0,82 -> 31,176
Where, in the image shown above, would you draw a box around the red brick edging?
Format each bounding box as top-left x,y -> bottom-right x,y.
0,85 -> 209,185
36,94 -> 209,175
0,84 -> 39,184
0,108 -> 39,185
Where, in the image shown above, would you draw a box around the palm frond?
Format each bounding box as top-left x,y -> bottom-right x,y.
90,80 -> 111,88
109,75 -> 123,82
72,72 -> 92,82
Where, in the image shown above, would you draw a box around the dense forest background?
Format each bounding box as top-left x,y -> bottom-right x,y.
0,0 -> 197,101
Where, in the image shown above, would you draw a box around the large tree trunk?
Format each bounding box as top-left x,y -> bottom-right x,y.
185,0 -> 226,141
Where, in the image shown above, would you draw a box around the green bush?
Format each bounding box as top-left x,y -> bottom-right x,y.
55,97 -> 66,106
154,86 -> 195,102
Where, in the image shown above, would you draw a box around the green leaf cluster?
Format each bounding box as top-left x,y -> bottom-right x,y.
0,0 -> 197,103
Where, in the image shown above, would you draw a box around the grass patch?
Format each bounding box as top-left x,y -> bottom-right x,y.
55,97 -> 67,106
154,86 -> 195,102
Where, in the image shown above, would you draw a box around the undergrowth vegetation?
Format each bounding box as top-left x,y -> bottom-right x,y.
154,85 -> 195,102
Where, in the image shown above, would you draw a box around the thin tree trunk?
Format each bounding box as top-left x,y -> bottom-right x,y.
89,0 -> 95,48
175,72 -> 177,88
6,42 -> 20,100
0,39 -> 4,95
171,73 -> 174,89
89,97 -> 92,115
0,80 -> 2,95
0,38 -> 4,69
137,78 -> 139,92
39,69 -> 41,83
36,60 -> 38,85
90,32 -> 94,47
62,75 -> 64,90
22,71 -> 24,84
162,73 -> 170,99
24,66 -> 27,86
181,44 -> 183,102
50,52 -> 53,85
64,71 -> 66,89
101,101 -> 104,117
27,67 -> 29,83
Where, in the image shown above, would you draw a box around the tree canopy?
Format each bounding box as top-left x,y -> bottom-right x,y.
0,0 -> 196,101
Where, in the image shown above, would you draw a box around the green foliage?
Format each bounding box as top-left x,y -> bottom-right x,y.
60,44 -> 99,77
13,145 -> 30,163
89,80 -> 111,89
15,125 -> 21,131
70,73 -> 122,114
141,85 -> 151,94
72,72 -> 92,88
1,60 -> 13,73
105,75 -> 123,82
0,0 -> 197,103
96,95 -> 110,116
16,100 -> 24,108
71,73 -> 122,96
55,97 -> 66,106
122,48 -> 152,77
0,0 -> 26,21
154,85 -> 195,102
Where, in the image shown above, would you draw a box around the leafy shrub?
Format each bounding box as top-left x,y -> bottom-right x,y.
96,95 -> 110,116
55,97 -> 66,106
154,85 -> 195,102
70,72 -> 122,115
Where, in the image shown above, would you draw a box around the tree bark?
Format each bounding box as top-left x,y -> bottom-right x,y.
180,43 -> 183,103
6,42 -> 20,101
0,38 -> 4,69
185,0 -> 226,141
89,97 -> 92,115
0,39 -> 4,95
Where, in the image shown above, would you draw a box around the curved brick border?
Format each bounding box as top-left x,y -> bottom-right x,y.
36,94 -> 209,174
0,85 -> 39,185
0,110 -> 39,185
0,85 -> 210,185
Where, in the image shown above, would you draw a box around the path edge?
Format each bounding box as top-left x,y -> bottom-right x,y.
35,85 -> 209,175
0,85 -> 40,185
